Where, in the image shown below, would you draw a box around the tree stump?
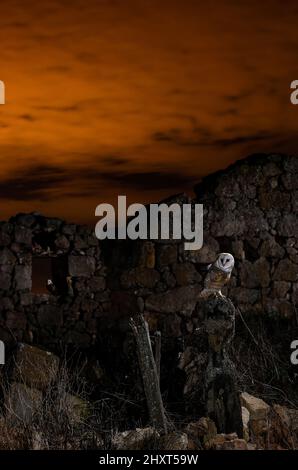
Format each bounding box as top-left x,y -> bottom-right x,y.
130,314 -> 168,434
179,293 -> 243,437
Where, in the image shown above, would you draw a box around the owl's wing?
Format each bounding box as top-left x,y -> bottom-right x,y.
195,263 -> 212,273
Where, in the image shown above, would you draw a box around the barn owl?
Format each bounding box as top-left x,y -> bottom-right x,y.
200,252 -> 234,297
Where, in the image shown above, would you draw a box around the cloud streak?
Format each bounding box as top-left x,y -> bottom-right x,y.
0,163 -> 198,201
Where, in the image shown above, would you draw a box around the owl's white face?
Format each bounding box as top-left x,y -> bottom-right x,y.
214,252 -> 234,273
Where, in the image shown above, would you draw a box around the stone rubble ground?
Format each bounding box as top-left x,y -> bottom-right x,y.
0,342 -> 297,450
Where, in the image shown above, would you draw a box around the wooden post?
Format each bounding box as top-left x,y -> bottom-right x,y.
180,293 -> 243,437
154,331 -> 161,383
130,314 -> 168,434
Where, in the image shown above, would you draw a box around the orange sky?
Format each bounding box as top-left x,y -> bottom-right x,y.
1,0 -> 298,224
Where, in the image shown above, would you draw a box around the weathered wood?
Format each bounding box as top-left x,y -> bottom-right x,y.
179,293 -> 243,437
130,314 -> 168,434
154,331 -> 161,383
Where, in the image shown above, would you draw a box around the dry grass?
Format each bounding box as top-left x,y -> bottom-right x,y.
0,359 -> 103,450
231,312 -> 298,409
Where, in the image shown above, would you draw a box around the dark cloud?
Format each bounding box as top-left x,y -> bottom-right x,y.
34,105 -> 81,112
213,132 -> 277,147
152,131 -> 180,142
152,128 -> 277,148
0,165 -> 68,201
1,21 -> 28,29
0,164 -> 197,201
98,171 -> 198,191
19,114 -> 36,121
45,66 -> 72,73
218,108 -> 239,116
224,90 -> 253,102
100,156 -> 131,167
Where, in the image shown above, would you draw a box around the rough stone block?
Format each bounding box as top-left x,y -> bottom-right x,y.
120,267 -> 160,289
55,235 -> 70,250
172,262 -> 201,285
6,311 -> 27,330
145,285 -> 200,316
273,259 -> 298,282
156,245 -> 177,266
14,265 -> 32,290
209,433 -> 248,450
0,248 -> 16,265
0,228 -> 11,246
89,276 -> 106,292
68,256 -> 95,277
240,392 -> 270,421
15,226 -> 32,245
37,304 -> 63,327
0,267 -> 11,290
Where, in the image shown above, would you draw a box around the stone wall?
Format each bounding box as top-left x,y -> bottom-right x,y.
0,213 -> 109,350
107,153 -> 298,343
0,153 -> 297,355
194,153 -> 298,321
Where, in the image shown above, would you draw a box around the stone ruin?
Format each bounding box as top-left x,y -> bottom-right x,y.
0,152 -> 297,434
0,213 -> 107,351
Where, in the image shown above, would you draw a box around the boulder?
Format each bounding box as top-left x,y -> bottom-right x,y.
240,392 -> 270,439
10,343 -> 59,391
184,417 -> 217,448
159,432 -> 189,450
112,427 -> 159,450
207,433 -> 248,450
240,392 -> 270,421
242,406 -> 250,442
269,405 -> 298,449
6,382 -> 42,424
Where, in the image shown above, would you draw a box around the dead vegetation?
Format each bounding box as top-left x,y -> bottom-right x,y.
0,358 -> 103,450
231,313 -> 298,409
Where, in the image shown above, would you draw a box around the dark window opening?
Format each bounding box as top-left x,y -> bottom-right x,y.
32,232 -> 56,254
32,256 -> 68,295
52,256 -> 68,295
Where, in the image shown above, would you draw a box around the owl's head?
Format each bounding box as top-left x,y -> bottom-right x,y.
214,252 -> 234,273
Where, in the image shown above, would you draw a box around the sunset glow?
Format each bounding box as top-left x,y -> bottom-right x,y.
1,0 -> 298,223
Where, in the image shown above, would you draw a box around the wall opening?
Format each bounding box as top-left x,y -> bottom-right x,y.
32,257 -> 53,294
32,256 -> 68,295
